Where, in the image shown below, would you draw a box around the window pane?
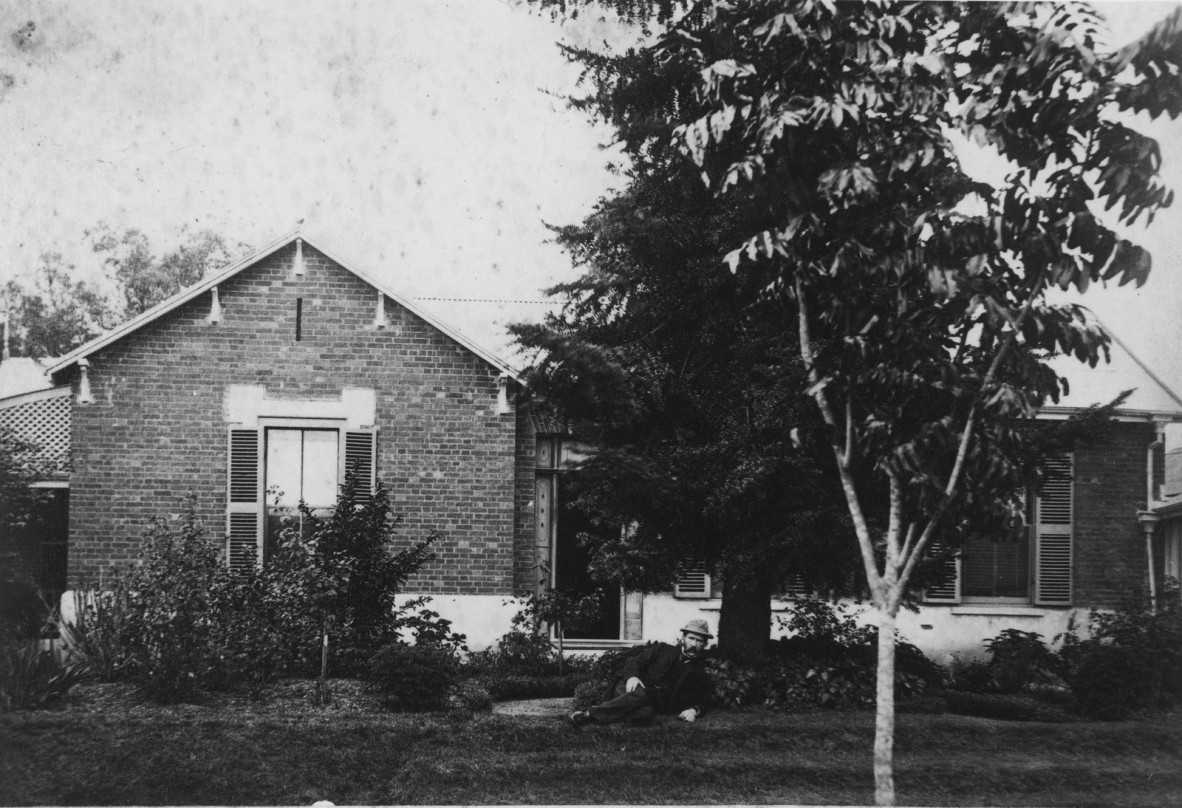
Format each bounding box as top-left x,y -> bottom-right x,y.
266,430 -> 303,507
303,431 -> 339,507
962,536 -> 1029,598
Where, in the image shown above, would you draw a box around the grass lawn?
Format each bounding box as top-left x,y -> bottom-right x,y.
1,681 -> 1180,806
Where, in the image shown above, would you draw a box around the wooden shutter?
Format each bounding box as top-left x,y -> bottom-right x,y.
923,542 -> 962,603
675,564 -> 712,599
1034,453 -> 1073,605
227,428 -> 261,572
781,574 -> 810,600
344,430 -> 377,503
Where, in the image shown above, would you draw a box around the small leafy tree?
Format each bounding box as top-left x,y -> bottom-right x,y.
528,563 -> 605,676
276,469 -> 439,691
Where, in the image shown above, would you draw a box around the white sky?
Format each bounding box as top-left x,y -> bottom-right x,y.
0,0 -> 1180,384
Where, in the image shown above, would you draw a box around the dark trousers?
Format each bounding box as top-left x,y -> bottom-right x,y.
588,680 -> 660,725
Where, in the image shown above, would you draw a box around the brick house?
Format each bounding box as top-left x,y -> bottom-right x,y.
2,228 -> 1180,658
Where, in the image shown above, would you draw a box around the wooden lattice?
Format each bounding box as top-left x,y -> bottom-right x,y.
0,388 -> 71,479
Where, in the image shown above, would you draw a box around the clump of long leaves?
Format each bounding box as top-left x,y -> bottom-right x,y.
0,642 -> 91,712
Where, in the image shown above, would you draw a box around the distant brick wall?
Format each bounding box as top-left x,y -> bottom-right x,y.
1073,421 -> 1156,607
513,404 -> 538,596
65,243 -> 524,596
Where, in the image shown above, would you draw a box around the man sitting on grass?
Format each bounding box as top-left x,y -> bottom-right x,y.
569,619 -> 713,727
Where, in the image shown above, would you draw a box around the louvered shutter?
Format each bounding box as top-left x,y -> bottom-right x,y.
227,428 -> 262,572
782,574 -> 810,600
923,542 -> 962,603
1034,453 -> 1073,605
344,430 -> 377,503
674,563 -> 712,599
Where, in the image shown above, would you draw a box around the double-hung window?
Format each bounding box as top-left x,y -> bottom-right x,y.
925,453 -> 1074,606
227,422 -> 376,571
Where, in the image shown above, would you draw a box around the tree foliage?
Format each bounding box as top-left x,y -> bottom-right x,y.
2,225 -> 247,358
526,1 -> 1181,803
88,224 -> 247,319
2,253 -> 115,358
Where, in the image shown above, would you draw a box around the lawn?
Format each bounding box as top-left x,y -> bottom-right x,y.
1,681 -> 1180,806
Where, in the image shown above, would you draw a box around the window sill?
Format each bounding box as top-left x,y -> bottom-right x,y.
556,639 -> 638,651
950,604 -> 1044,617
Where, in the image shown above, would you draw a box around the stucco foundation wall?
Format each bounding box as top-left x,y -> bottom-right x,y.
66,243 -> 521,595
637,595 -> 1095,667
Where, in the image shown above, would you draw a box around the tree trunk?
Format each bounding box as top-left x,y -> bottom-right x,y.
717,563 -> 774,665
556,621 -> 565,677
874,606 -> 898,807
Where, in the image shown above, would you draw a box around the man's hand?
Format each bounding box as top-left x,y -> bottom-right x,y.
625,676 -> 643,693
677,708 -> 699,722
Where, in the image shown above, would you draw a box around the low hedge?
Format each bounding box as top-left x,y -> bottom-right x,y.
471,671 -> 586,701
938,689 -> 1078,722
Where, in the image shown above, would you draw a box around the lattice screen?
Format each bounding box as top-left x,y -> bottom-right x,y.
0,390 -> 71,478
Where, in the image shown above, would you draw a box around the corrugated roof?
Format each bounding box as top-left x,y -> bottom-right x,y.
0,357 -> 54,401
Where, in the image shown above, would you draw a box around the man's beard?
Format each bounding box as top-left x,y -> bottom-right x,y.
681,643 -> 702,658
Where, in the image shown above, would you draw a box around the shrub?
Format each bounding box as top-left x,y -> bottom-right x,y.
395,597 -> 469,655
567,644 -> 649,706
0,565 -> 47,643
118,500 -> 230,702
757,600 -> 944,709
0,642 -> 90,712
364,643 -> 459,712
573,677 -> 607,709
981,629 -> 1060,694
449,680 -> 492,714
1066,645 -> 1152,720
1058,584 -> 1182,716
56,587 -> 136,683
706,658 -> 764,708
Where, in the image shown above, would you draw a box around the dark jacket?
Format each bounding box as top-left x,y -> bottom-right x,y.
621,641 -> 711,715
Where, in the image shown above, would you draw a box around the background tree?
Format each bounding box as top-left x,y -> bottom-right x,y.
1,226 -> 248,359
528,1 -> 1181,803
2,253 -> 116,358
88,224 -> 248,319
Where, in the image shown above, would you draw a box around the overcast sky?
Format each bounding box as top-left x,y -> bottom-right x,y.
1,0 -> 1180,383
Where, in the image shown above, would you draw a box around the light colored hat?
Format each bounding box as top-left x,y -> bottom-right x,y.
681,619 -> 713,639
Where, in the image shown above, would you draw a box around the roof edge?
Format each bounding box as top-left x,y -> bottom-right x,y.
1097,317 -> 1182,412
0,385 -> 72,410
1037,405 -> 1182,423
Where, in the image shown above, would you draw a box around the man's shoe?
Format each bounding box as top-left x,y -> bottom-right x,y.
568,710 -> 593,728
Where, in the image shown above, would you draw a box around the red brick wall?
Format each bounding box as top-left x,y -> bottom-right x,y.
65,243 -> 527,595
513,405 -> 539,595
1073,421 -> 1156,607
